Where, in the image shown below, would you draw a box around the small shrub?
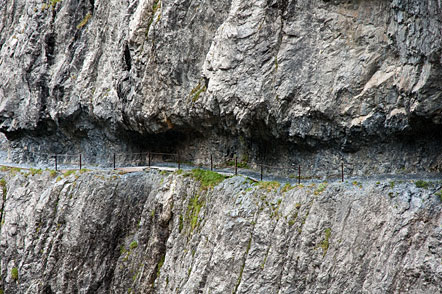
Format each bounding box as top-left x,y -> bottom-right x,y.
389,181 -> 395,188
11,267 -> 18,280
129,241 -> 138,250
415,180 -> 429,189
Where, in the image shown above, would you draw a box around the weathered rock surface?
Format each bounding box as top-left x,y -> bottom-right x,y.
0,0 -> 441,173
0,169 -> 440,293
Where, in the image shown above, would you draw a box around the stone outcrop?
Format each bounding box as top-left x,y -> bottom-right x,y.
0,0 -> 441,173
0,169 -> 440,293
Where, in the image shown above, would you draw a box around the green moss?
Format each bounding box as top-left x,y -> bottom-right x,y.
29,168 -> 43,176
63,170 -> 76,177
389,181 -> 395,188
9,167 -> 21,176
178,214 -> 184,233
288,215 -> 297,226
281,183 -> 293,193
129,241 -> 138,250
415,180 -> 430,189
320,228 -> 331,257
11,267 -> 18,280
145,0 -> 160,40
258,181 -> 280,192
187,194 -> 204,232
352,181 -> 361,187
434,190 -> 442,201
156,254 -> 165,279
233,236 -> 252,294
79,169 -> 90,174
226,159 -> 249,169
190,169 -> 226,190
314,182 -> 328,195
77,12 -> 92,29
188,81 -> 207,102
0,178 -> 6,198
47,169 -> 57,178
50,0 -> 62,8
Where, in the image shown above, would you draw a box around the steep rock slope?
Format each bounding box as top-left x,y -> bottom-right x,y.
0,0 -> 441,172
0,169 -> 440,293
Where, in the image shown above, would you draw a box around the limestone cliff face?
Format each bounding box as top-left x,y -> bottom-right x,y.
0,0 -> 442,173
0,169 -> 440,293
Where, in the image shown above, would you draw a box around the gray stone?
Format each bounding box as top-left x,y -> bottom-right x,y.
0,169 -> 440,293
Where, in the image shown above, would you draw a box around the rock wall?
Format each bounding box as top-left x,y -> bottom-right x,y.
0,169 -> 440,293
0,0 -> 442,173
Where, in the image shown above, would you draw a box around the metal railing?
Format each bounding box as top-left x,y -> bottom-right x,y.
23,151 -> 348,183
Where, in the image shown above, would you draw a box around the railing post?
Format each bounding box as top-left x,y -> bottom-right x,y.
113,153 -> 116,170
210,154 -> 213,171
54,155 -> 57,171
235,156 -> 238,176
260,164 -> 263,181
177,152 -> 181,170
79,154 -> 82,170
298,165 -> 301,185
148,152 -> 151,167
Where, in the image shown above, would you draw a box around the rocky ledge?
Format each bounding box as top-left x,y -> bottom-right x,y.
0,168 -> 440,293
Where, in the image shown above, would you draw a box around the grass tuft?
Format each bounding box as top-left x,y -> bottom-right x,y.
415,180 -> 430,189
63,170 -> 76,177
258,181 -> 280,192
129,241 -> 138,250
190,169 -> 226,190
11,267 -> 18,280
77,12 -> 92,29
320,228 -> 331,257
